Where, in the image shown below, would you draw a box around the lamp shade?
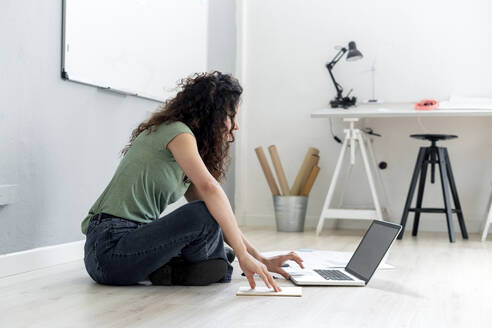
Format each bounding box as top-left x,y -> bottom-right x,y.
346,41 -> 363,61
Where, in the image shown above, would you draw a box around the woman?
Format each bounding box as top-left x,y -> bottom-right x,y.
82,71 -> 304,291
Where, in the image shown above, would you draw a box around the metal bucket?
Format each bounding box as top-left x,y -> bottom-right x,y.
273,196 -> 308,232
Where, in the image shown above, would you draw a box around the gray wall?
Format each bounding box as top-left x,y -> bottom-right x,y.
0,0 -> 237,255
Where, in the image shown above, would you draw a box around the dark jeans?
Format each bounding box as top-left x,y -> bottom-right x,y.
84,200 -> 233,285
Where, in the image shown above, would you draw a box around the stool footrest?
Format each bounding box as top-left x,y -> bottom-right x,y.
409,208 -> 461,214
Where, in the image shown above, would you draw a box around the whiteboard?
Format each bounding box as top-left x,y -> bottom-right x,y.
62,0 -> 209,101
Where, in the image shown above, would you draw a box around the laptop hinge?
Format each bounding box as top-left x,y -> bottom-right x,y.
345,268 -> 367,283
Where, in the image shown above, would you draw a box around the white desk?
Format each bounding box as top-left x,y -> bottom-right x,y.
311,102 -> 492,118
311,102 -> 492,236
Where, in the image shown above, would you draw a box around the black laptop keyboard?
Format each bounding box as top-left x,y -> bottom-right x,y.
314,269 -> 354,281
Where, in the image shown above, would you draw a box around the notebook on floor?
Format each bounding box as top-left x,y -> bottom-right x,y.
236,286 -> 302,297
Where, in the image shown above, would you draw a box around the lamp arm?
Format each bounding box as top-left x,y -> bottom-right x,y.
326,65 -> 343,98
326,48 -> 347,99
326,48 -> 347,69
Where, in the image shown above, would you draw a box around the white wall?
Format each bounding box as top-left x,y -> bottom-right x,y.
0,0 -> 237,255
236,0 -> 492,233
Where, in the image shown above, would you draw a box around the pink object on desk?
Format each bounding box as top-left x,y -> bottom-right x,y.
415,99 -> 439,110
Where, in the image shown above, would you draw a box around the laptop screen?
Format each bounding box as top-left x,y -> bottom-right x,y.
345,221 -> 401,282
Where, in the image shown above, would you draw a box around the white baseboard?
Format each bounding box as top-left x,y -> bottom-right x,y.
0,239 -> 86,279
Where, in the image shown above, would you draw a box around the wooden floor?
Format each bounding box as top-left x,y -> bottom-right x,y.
1,227 -> 491,328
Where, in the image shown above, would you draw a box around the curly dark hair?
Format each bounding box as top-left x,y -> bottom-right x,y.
122,71 -> 243,184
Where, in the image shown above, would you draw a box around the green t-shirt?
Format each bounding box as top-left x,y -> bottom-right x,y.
81,121 -> 194,235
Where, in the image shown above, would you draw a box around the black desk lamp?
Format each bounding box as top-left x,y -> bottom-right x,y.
326,41 -> 363,109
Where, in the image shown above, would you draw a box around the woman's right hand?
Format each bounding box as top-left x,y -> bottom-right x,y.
237,252 -> 281,292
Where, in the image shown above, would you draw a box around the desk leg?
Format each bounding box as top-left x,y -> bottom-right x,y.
482,203 -> 492,242
316,132 -> 350,236
335,163 -> 354,230
350,130 -> 356,165
357,130 -> 383,220
365,135 -> 392,219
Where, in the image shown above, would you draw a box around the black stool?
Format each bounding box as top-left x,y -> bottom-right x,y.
398,134 -> 468,243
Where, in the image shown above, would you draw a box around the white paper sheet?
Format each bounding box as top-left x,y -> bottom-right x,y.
259,249 -> 394,271
439,96 -> 492,110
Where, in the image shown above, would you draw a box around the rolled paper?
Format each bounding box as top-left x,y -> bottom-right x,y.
290,147 -> 319,195
268,145 -> 290,196
255,147 -> 281,196
301,166 -> 320,196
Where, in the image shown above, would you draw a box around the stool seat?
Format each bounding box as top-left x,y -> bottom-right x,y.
410,134 -> 457,142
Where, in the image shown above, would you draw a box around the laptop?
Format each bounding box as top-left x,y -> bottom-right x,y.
290,220 -> 402,286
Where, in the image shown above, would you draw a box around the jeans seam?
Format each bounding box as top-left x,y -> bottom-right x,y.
92,241 -> 106,281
